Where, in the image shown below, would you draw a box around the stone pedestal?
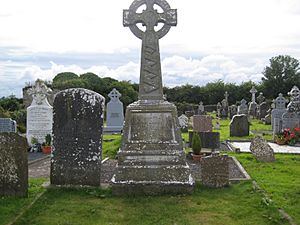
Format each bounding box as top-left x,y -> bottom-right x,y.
112,101 -> 194,195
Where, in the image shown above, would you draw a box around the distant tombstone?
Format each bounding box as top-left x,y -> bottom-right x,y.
256,92 -> 265,104
193,115 -> 212,132
178,114 -> 189,132
271,93 -> 288,131
230,114 -> 249,137
258,102 -> 269,120
0,118 -> 17,133
197,101 -> 205,115
282,112 -> 300,131
220,108 -> 228,119
26,79 -> 53,145
264,111 -> 271,125
50,88 -> 105,187
238,99 -> 248,115
287,86 -> 300,112
248,86 -> 257,117
201,154 -> 229,188
185,110 -> 195,118
189,131 -> 220,149
216,102 -> 222,118
250,137 -> 275,162
104,88 -> 124,133
0,133 -> 28,196
229,104 -> 238,119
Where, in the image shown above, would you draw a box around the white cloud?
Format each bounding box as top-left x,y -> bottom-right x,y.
0,54 -> 267,97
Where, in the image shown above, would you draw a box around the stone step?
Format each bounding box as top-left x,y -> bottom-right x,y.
113,163 -> 192,183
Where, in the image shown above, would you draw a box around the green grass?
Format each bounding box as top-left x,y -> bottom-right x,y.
0,178 -> 47,225
12,181 -> 288,225
233,153 -> 300,224
102,134 -> 121,159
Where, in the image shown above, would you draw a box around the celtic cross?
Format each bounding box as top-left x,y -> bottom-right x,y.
123,0 -> 177,101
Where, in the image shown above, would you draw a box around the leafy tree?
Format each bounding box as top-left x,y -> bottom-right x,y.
0,95 -> 21,111
52,72 -> 78,85
262,55 -> 300,98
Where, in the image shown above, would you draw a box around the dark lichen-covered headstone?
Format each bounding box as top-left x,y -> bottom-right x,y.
50,88 -> 105,187
201,154 -> 229,188
0,133 -> 28,196
188,131 -> 220,149
230,114 -> 249,137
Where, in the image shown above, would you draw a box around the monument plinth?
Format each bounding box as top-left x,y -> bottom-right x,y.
112,0 -> 194,195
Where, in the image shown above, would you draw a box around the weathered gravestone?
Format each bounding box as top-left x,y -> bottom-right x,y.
272,93 -> 287,132
257,102 -> 269,120
197,101 -> 205,115
0,118 -> 17,133
178,114 -> 189,132
193,115 -> 212,132
0,133 -> 28,196
112,0 -> 194,195
104,88 -> 124,133
230,114 -> 249,137
229,104 -> 238,119
26,79 -> 53,145
216,102 -> 222,118
201,154 -> 229,188
250,137 -> 275,162
238,99 -> 248,115
248,86 -> 257,117
50,88 -> 104,187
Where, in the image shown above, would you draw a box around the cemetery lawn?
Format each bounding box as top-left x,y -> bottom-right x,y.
102,134 -> 121,159
234,153 -> 300,224
12,181 -> 288,225
0,178 -> 46,225
182,115 -> 273,142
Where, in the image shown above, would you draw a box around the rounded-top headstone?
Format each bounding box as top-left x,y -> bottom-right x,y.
51,88 -> 105,187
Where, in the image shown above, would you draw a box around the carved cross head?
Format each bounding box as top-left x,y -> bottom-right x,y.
123,0 -> 177,39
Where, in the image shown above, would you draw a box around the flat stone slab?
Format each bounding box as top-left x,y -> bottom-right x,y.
230,142 -> 300,154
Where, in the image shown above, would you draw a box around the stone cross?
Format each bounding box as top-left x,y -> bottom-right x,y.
250,86 -> 257,103
274,93 -> 287,109
108,88 -> 122,102
224,91 -> 229,103
257,92 -> 265,104
123,0 -> 177,101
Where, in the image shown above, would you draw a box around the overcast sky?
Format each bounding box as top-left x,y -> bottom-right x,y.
1,0 -> 300,97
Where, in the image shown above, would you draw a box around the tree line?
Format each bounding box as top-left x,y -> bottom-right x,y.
0,55 -> 299,131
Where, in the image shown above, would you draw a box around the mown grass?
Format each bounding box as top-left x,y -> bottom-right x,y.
233,153 -> 300,224
13,181 -> 288,225
0,178 -> 47,225
102,134 -> 121,159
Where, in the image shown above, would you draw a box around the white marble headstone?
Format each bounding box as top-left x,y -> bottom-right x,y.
104,88 -> 124,133
26,80 -> 53,145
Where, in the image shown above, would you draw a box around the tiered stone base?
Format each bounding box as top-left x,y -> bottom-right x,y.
111,100 -> 194,195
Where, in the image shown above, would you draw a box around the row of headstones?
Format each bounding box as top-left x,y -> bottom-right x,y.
1,87 -> 232,196
24,80 -> 124,147
178,112 -> 249,138
273,86 -> 300,135
0,88 -> 105,196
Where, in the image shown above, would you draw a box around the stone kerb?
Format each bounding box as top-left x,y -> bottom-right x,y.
50,88 -> 105,187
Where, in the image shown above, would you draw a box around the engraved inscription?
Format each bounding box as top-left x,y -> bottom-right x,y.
129,112 -> 175,143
